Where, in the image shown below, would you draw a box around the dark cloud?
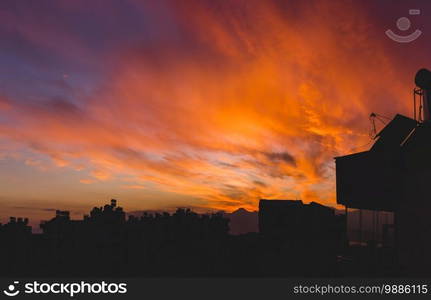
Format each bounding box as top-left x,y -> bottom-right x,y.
221,184 -> 248,200
253,180 -> 267,187
13,206 -> 56,212
43,97 -> 82,115
263,151 -> 296,165
216,161 -> 237,168
113,146 -> 143,160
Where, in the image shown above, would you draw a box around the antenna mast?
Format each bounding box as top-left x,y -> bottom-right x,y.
413,87 -> 423,122
369,112 -> 390,139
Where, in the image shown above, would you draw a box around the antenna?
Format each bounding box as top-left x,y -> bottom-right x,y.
413,87 -> 423,122
369,112 -> 390,139
370,113 -> 377,138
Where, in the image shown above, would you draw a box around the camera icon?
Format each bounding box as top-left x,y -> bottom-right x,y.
386,9 -> 422,43
3,281 -> 20,297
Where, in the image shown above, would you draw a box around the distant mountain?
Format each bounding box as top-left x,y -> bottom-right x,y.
224,208 -> 258,235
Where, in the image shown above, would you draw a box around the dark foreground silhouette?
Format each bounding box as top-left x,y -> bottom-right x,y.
0,199 -> 401,277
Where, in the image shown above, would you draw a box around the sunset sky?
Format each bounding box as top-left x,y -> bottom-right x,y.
0,0 -> 430,226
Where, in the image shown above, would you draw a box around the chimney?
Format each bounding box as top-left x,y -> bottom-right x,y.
415,68 -> 431,121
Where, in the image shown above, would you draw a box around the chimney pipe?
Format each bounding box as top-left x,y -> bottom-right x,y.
415,68 -> 431,121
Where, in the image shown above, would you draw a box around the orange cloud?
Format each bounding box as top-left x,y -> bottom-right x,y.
121,185 -> 146,190
79,179 -> 96,185
90,169 -> 112,181
0,0 -> 417,212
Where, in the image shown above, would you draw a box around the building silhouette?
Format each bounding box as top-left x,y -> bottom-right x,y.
259,199 -> 345,242
335,68 -> 431,276
258,199 -> 346,276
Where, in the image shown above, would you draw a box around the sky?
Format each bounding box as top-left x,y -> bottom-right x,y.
1,0 -> 431,226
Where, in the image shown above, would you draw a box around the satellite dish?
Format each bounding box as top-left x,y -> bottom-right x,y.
415,68 -> 431,89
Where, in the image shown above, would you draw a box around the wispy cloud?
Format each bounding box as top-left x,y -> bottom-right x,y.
0,0 -> 422,213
